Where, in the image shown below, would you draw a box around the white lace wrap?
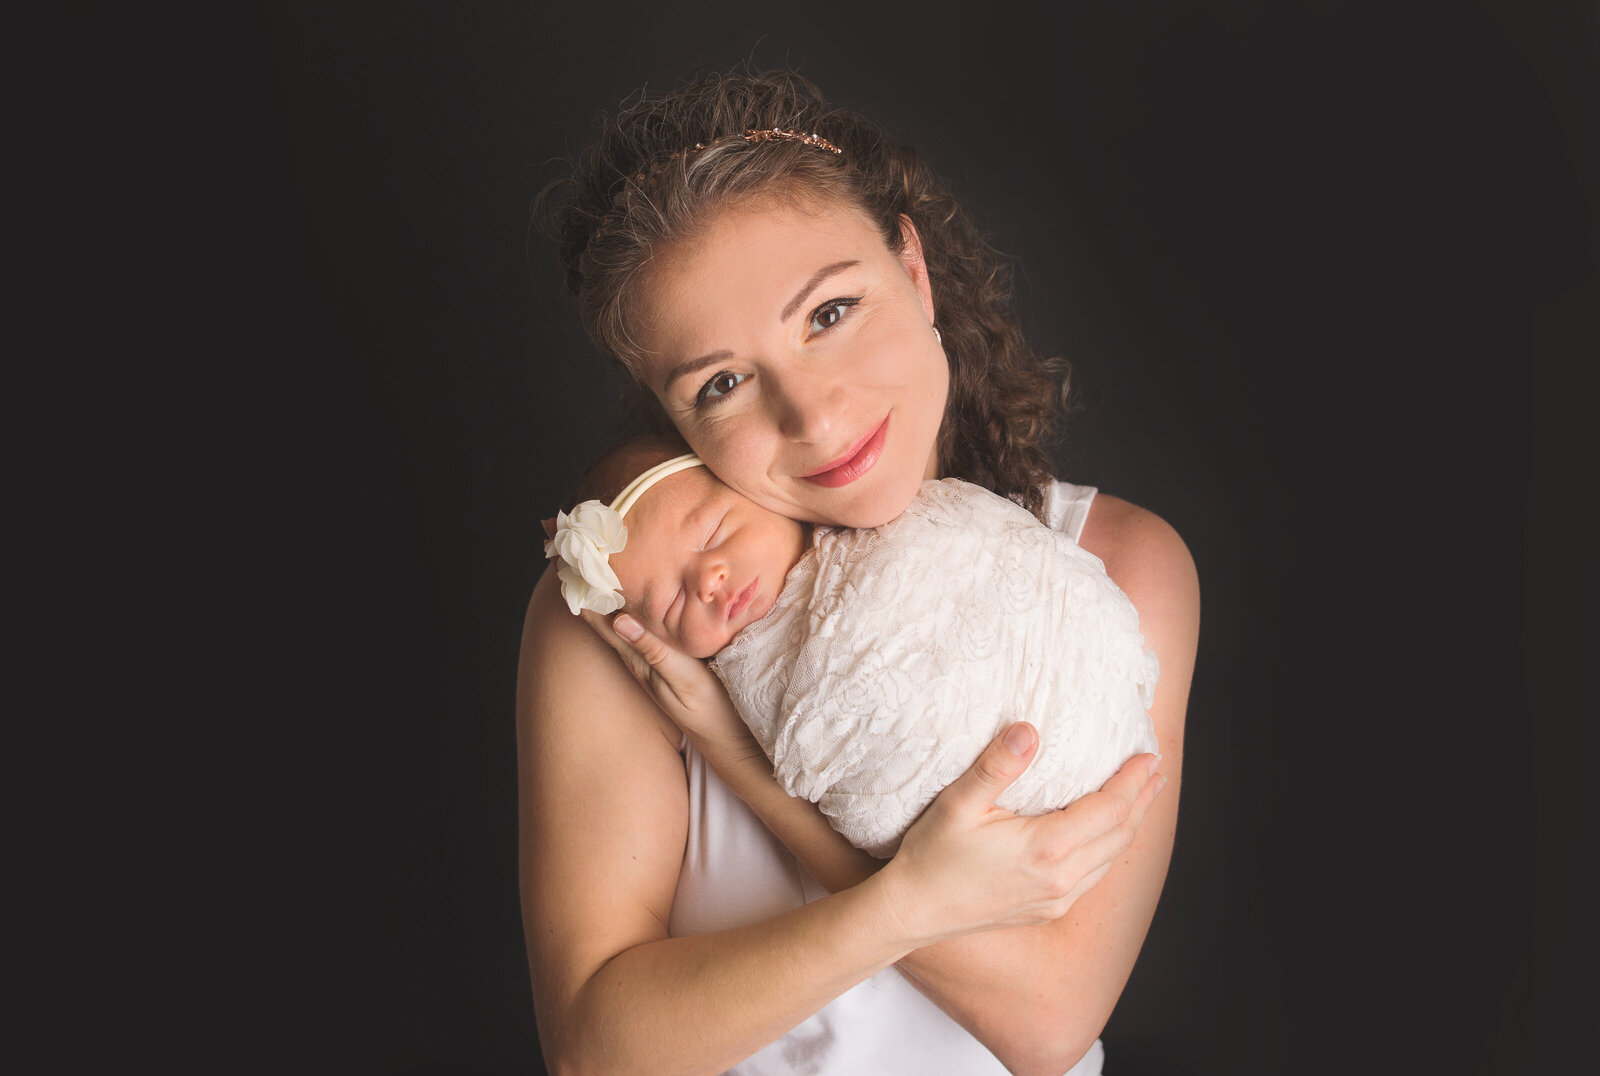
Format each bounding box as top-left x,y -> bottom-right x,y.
710,479 -> 1160,858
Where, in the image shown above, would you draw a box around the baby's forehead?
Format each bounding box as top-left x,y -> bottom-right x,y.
652,465 -> 739,520
651,465 -> 718,515
619,469 -> 719,566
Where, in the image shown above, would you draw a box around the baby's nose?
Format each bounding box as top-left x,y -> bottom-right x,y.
696,560 -> 728,603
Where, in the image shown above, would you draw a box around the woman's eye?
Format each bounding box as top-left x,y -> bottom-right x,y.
697,370 -> 748,402
808,297 -> 860,335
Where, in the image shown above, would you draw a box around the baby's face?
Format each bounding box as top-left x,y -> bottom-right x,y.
610,466 -> 808,659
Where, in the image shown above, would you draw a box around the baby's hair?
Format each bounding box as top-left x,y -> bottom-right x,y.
559,432 -> 697,516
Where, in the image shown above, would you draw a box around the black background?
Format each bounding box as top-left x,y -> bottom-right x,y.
57,2 -> 1597,1072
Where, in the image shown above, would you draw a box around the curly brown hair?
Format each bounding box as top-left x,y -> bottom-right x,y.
535,67 -> 1068,518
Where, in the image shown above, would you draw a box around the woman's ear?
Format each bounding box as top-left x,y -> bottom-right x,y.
896,214 -> 937,325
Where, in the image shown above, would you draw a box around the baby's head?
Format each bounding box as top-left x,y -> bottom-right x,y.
550,436 -> 808,658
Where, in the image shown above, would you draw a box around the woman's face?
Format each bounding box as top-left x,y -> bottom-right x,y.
631,197 -> 949,528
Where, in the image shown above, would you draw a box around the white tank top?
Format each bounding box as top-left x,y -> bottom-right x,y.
667,481 -> 1105,1076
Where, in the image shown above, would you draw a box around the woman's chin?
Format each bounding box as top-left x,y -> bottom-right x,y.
815,469 -> 924,529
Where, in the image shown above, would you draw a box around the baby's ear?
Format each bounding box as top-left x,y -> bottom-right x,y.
541,516 -> 558,539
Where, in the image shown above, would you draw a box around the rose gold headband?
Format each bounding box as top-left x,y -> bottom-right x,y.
635,127 -> 843,184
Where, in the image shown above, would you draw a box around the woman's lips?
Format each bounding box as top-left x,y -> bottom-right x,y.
801,416 -> 889,488
727,579 -> 758,622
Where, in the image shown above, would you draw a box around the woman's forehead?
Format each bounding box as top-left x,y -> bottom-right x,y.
669,196 -> 882,284
633,199 -> 888,362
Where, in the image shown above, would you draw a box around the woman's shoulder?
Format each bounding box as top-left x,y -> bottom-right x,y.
1077,494 -> 1200,621
520,567 -> 683,752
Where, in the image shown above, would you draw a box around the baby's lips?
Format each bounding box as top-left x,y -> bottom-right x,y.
726,579 -> 758,622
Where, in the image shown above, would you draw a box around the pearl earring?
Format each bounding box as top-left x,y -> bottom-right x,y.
933,325 -> 942,344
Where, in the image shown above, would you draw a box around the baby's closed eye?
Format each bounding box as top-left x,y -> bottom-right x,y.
661,587 -> 686,636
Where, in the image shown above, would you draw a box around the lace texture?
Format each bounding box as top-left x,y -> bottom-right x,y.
711,479 -> 1159,858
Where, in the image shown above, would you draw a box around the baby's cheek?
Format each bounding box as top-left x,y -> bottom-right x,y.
684,624 -> 728,661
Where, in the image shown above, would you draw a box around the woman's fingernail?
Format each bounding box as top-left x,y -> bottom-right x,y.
1149,754 -> 1163,777
614,615 -> 643,642
1155,775 -> 1169,798
1003,724 -> 1033,756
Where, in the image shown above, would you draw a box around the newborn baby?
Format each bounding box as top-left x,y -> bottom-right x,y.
547,438 -> 1159,857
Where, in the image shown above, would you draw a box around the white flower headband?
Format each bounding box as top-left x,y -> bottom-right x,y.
544,453 -> 706,616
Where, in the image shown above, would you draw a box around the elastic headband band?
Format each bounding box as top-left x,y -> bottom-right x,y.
610,453 -> 705,518
543,453 -> 706,616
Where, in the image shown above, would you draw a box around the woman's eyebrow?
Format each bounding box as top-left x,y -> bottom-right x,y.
662,349 -> 733,395
779,260 -> 859,322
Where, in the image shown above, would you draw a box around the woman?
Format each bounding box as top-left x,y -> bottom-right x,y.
518,69 -> 1198,1076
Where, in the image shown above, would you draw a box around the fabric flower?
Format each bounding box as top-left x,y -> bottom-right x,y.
544,500 -> 628,615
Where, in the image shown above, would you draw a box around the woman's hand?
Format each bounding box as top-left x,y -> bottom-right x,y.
577,608 -> 760,761
878,724 -> 1165,948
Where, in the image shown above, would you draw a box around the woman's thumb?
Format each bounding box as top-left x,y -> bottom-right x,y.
944,722 -> 1038,810
613,614 -> 669,666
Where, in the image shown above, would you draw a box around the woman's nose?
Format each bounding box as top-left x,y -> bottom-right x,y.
769,371 -> 844,443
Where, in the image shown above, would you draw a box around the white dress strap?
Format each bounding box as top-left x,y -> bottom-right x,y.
1044,479 -> 1098,542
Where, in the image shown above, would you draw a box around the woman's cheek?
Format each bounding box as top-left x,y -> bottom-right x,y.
697,423 -> 769,493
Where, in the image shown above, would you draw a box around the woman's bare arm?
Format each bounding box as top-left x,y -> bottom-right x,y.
520,570 -> 917,1076
519,563 -> 1165,1076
